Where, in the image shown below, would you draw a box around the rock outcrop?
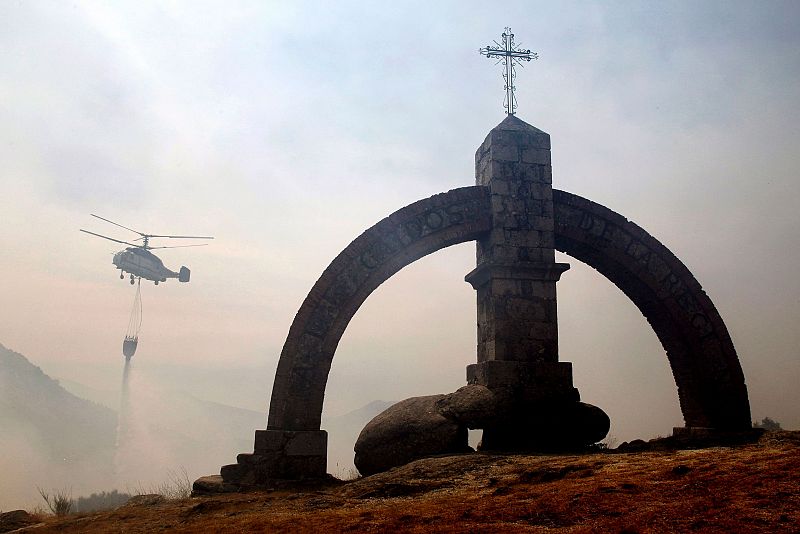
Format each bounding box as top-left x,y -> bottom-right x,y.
354,385 -> 610,475
354,395 -> 471,476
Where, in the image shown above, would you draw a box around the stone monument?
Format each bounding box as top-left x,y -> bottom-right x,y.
464,114 -> 607,452
195,30 -> 753,492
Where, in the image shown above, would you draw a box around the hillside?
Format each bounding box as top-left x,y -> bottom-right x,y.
0,343 -> 262,509
0,343 -> 118,508
14,431 -> 800,533
0,342 -> 393,509
0,343 -> 117,461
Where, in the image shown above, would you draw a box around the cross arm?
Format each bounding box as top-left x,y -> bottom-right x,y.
479,48 -> 538,61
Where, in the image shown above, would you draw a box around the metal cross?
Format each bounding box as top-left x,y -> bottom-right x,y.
479,27 -> 538,115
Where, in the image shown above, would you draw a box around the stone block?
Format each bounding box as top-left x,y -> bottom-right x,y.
531,215 -> 555,232
467,360 -> 574,389
531,322 -> 558,339
521,147 -> 552,165
504,297 -> 547,321
285,430 -> 328,456
505,229 -> 542,248
253,429 -> 284,452
517,246 -> 544,262
289,456 -> 327,478
254,429 -> 328,457
490,179 -> 511,195
192,475 -> 240,495
490,144 -> 519,162
489,278 -> 519,295
236,429 -> 330,484
220,463 -> 245,484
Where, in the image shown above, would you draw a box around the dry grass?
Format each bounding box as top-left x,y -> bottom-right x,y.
21,431 -> 800,533
128,468 -> 193,502
36,487 -> 73,516
24,505 -> 49,522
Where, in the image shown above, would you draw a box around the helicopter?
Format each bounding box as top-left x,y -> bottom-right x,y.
81,214 -> 213,285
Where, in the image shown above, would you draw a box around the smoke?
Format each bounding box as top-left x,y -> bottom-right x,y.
111,360 -> 183,490
0,411 -> 118,511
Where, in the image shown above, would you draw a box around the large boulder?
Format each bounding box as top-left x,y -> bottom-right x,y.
0,510 -> 39,532
354,395 -> 470,476
435,384 -> 499,427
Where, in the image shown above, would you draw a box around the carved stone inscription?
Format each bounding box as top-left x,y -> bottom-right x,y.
267,186 -> 750,435
553,190 -> 750,429
267,185 -> 751,435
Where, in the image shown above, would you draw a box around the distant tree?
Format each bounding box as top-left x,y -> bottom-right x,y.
75,490 -> 131,513
753,417 -> 782,431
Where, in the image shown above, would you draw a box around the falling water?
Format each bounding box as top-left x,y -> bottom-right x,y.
115,281 -> 141,475
115,358 -> 131,450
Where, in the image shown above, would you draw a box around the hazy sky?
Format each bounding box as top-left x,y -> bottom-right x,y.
1,1 -> 799,443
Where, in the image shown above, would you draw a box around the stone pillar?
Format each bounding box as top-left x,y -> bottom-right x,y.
465,115 -> 603,450
466,115 -> 569,365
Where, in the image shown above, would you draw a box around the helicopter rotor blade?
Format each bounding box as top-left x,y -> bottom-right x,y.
90,214 -> 145,237
146,235 -> 214,240
148,244 -> 210,249
80,229 -> 139,247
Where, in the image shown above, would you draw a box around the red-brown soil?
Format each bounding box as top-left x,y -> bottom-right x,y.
13,431 -> 800,533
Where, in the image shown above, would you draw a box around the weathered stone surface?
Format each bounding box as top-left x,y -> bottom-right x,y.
218,115 -> 750,485
354,389 -> 609,475
264,181 -> 748,438
553,190 -> 751,429
354,395 -> 470,476
466,360 -> 578,404
435,384 -> 499,428
192,475 -> 240,495
221,430 -> 328,485
254,429 -> 327,456
467,120 -> 611,453
0,510 -> 38,532
471,115 -> 568,366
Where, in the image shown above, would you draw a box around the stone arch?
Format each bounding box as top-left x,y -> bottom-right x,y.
552,190 -> 750,429
268,186 -> 492,430
267,186 -> 750,433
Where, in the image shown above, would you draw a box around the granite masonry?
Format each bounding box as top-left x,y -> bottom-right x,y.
196,116 -> 751,491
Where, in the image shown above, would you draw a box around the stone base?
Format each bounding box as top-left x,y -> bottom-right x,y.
480,401 -> 610,451
218,429 -> 328,486
467,360 -> 607,452
467,360 -> 579,404
192,475 -> 240,495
